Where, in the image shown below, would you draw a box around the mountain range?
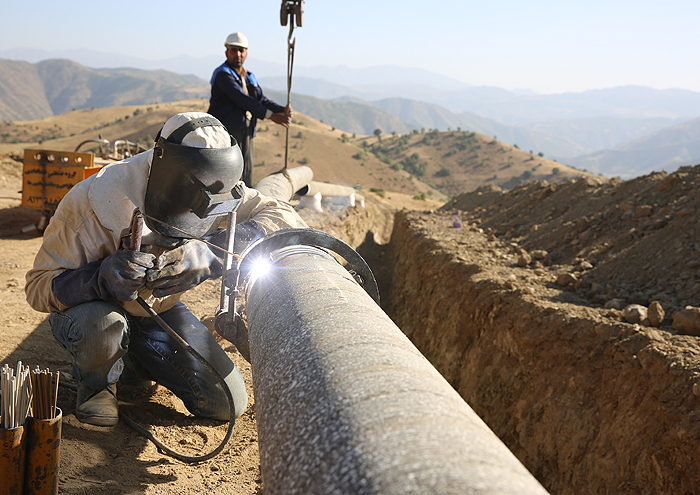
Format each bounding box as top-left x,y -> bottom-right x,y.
2,51 -> 700,179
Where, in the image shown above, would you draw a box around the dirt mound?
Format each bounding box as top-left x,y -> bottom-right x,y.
444,165 -> 700,324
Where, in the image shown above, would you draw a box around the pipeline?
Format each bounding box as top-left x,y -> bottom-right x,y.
254,165 -> 314,202
298,180 -> 365,207
254,165 -> 312,228
244,245 -> 549,495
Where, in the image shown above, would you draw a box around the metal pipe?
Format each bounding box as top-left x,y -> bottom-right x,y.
254,165 -> 312,228
297,180 -> 365,206
245,246 -> 549,495
254,165 -> 313,201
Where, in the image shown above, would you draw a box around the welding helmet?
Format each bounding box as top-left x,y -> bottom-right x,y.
144,112 -> 243,238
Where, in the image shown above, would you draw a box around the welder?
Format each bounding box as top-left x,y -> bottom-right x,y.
25,112 -> 302,426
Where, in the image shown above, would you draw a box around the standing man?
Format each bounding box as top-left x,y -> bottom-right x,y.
208,32 -> 292,187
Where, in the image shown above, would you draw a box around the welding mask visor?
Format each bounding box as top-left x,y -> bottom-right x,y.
144,116 -> 243,238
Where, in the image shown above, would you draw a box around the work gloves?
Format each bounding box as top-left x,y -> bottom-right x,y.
51,219 -> 268,306
146,240 -> 223,297
101,250 -> 156,300
145,220 -> 266,297
52,250 -> 156,307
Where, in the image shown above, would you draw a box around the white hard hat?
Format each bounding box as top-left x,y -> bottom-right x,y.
225,32 -> 248,49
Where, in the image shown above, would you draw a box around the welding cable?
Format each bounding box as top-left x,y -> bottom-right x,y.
117,296 -> 237,463
58,325 -> 236,464
119,209 -> 236,462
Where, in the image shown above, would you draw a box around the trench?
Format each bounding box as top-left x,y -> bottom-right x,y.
337,204 -> 700,495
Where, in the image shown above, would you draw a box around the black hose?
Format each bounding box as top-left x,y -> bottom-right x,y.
119,296 -> 236,463
57,299 -> 237,463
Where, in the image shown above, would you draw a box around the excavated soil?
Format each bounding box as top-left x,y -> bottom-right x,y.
387,165 -> 700,495
3,146 -> 700,494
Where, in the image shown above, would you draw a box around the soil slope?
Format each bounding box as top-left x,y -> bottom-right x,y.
388,165 -> 700,494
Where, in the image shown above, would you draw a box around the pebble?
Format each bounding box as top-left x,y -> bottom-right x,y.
623,304 -> 649,325
557,272 -> 578,287
517,252 -> 532,267
577,260 -> 593,271
531,250 -> 549,260
605,298 -> 626,310
647,301 -> 665,327
673,306 -> 700,336
635,205 -> 653,217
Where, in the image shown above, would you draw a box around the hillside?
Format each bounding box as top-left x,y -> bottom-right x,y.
265,90 -> 415,136
342,128 -> 594,198
5,58 -> 700,180
0,99 -> 596,200
567,117 -> 700,178
0,59 -> 209,121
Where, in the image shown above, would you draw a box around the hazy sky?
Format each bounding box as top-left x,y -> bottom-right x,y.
2,0 -> 699,94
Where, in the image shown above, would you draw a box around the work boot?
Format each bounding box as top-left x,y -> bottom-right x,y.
75,383 -> 119,426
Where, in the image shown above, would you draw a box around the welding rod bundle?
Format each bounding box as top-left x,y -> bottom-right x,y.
0,362 -> 60,428
1,362 -> 32,429
1,361 -> 63,495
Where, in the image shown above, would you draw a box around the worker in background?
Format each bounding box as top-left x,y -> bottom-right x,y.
25,112 -> 303,426
208,32 -> 292,187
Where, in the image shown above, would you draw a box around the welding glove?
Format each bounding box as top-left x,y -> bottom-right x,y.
51,250 -> 156,307
145,240 -> 223,297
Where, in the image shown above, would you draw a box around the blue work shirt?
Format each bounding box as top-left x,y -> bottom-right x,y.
207,61 -> 285,136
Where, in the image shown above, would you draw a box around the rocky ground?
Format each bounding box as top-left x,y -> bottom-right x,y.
3,147 -> 700,493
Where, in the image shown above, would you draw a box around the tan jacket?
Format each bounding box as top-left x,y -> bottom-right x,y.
25,149 -> 301,316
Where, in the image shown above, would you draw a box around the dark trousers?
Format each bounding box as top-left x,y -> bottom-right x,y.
49,301 -> 248,419
230,126 -> 254,187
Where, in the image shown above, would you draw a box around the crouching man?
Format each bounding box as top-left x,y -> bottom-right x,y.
25,112 -> 301,426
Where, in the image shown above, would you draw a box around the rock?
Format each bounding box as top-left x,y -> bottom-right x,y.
673,306 -> 700,336
658,174 -> 680,191
635,205 -> 653,217
557,272 -> 578,287
605,298 -> 626,310
517,252 -> 532,267
576,216 -> 590,233
648,301 -> 665,327
577,260 -> 593,271
654,216 -> 670,229
623,304 -> 649,325
531,250 -> 549,261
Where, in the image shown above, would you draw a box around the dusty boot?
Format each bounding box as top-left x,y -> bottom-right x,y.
75,383 -> 119,426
